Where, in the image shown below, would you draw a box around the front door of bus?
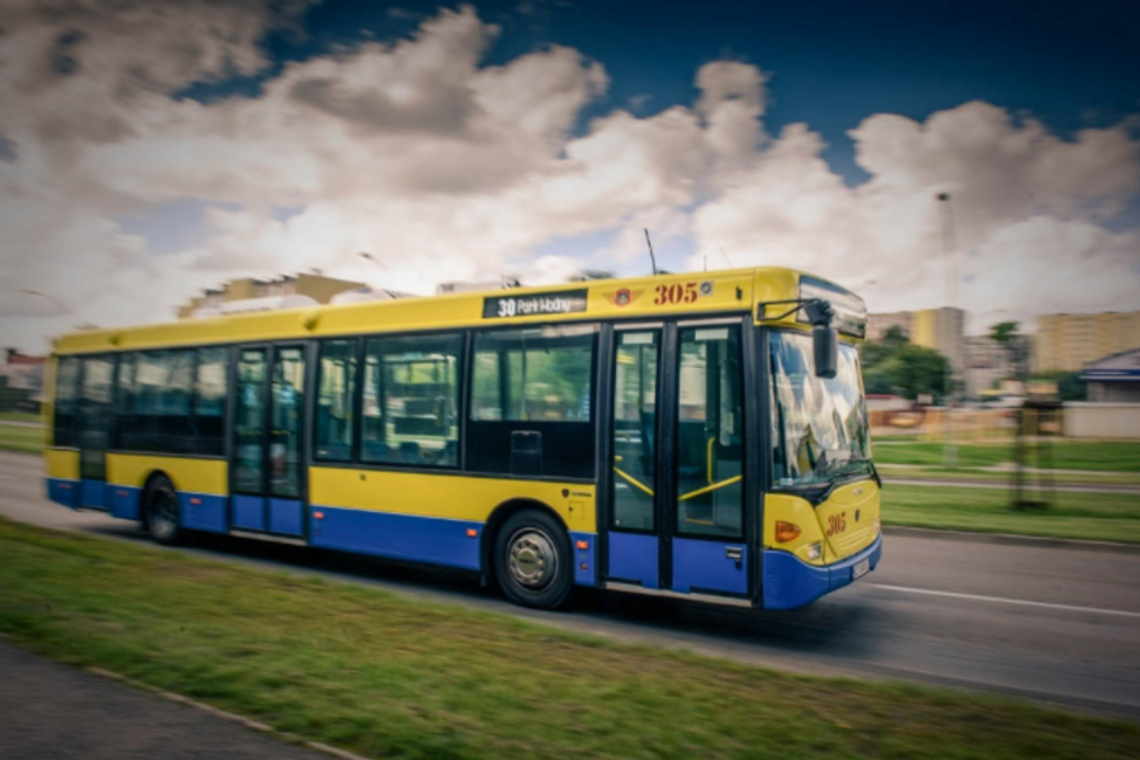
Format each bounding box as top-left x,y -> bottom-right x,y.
231,344 -> 307,537
607,322 -> 748,598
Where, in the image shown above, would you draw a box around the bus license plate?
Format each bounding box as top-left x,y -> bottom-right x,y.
852,558 -> 871,580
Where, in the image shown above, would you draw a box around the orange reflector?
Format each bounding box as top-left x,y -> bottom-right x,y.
576,540 -> 589,550
775,521 -> 801,543
313,511 -> 324,520
60,484 -> 71,490
580,563 -> 588,571
189,498 -> 202,505
118,491 -> 128,497
466,528 -> 478,538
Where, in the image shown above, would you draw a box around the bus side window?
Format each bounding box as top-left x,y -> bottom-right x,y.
315,339 -> 358,462
361,333 -> 462,468
52,356 -> 81,448
192,347 -> 228,456
467,325 -> 597,479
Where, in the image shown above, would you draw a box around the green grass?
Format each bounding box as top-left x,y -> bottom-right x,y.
883,485 -> 1140,543
874,441 -> 1140,472
1,518 -> 1137,759
878,465 -> 1140,487
0,411 -> 43,424
0,423 -> 46,454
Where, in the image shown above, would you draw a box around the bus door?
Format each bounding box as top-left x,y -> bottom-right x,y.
230,344 -> 308,537
75,355 -> 115,508
607,321 -> 748,599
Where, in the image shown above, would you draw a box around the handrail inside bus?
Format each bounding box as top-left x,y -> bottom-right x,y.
613,466 -> 653,496
678,475 -> 742,502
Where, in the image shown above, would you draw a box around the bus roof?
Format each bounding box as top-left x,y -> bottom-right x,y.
51,266 -> 864,355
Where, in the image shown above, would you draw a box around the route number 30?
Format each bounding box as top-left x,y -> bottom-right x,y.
654,282 -> 699,305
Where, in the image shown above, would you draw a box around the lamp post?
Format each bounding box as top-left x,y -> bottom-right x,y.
936,193 -> 961,467
21,289 -> 67,314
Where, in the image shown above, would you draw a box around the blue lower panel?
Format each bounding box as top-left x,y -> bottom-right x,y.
46,478 -> 79,509
310,506 -> 482,570
232,495 -> 265,531
108,485 -> 141,520
180,493 -> 228,534
269,498 -> 303,536
607,532 -> 659,589
81,479 -> 107,510
571,532 -> 597,587
763,534 -> 883,610
672,538 -> 748,595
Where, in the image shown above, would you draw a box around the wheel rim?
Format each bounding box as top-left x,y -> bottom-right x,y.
151,490 -> 178,540
507,528 -> 557,589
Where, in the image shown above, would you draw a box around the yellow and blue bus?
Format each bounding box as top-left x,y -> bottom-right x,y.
42,267 -> 881,610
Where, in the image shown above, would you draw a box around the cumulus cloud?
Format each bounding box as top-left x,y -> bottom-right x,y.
1,1 -> 1138,352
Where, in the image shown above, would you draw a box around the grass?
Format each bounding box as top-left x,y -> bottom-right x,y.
1,518 -> 1137,759
0,411 -> 43,424
874,440 -> 1140,472
878,465 -> 1140,487
0,422 -> 46,454
883,485 -> 1140,543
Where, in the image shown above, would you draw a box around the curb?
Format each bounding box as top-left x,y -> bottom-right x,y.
882,525 -> 1140,555
84,666 -> 374,760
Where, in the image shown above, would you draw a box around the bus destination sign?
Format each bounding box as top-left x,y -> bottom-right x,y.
483,288 -> 588,319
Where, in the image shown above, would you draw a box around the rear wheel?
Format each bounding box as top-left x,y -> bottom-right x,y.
143,476 -> 182,546
494,510 -> 573,610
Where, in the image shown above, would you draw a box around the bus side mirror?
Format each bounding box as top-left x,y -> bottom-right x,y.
813,323 -> 838,379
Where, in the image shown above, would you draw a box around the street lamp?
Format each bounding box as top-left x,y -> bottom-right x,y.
936,192 -> 961,467
358,251 -> 388,270
21,289 -> 67,314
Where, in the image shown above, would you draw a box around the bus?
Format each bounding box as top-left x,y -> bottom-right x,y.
42,267 -> 881,611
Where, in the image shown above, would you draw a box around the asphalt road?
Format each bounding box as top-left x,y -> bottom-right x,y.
2,452 -> 1139,720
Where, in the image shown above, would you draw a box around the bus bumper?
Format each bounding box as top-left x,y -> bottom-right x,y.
761,534 -> 883,610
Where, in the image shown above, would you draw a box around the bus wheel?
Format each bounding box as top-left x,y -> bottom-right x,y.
144,476 -> 182,546
494,510 -> 573,610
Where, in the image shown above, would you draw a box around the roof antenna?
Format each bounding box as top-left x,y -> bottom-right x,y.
720,246 -> 734,268
644,228 -> 658,275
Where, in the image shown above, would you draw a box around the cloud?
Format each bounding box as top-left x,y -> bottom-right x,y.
0,2 -> 1138,353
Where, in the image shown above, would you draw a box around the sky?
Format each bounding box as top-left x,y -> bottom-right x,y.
1,0 -> 1139,352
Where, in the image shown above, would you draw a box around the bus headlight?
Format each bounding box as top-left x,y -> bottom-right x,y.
806,542 -> 822,561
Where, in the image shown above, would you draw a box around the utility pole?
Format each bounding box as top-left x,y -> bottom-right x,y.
936,193 -> 960,468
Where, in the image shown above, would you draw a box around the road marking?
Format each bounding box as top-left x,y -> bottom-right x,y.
869,584 -> 1140,619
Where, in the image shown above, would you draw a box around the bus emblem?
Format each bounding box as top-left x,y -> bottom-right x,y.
607,288 -> 643,307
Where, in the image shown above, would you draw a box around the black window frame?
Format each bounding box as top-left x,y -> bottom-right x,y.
52,356 -> 81,448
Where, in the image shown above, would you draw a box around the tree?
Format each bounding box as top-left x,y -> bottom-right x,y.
859,327 -> 951,401
989,321 -> 1019,347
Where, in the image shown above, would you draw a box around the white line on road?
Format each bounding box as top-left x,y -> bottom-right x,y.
869,584 -> 1140,619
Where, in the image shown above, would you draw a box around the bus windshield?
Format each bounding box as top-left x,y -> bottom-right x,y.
770,331 -> 870,487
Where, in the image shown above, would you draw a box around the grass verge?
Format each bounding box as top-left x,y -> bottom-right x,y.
0,411 -> 43,424
1,517 -> 1138,759
0,423 -> 45,454
883,485 -> 1140,543
878,465 -> 1140,487
874,441 -> 1140,472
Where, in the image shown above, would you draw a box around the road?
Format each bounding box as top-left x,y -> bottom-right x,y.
2,452 -> 1139,720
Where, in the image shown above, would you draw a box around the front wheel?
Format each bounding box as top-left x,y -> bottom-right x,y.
494,510 -> 573,610
143,476 -> 182,546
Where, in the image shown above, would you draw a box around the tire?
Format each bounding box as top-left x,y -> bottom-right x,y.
143,476 -> 182,546
494,509 -> 573,610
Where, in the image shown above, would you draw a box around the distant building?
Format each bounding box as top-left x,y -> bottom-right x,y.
866,311 -> 913,342
963,334 -> 1015,398
1081,348 -> 1140,403
177,273 -> 367,319
0,349 -> 45,412
867,307 -> 965,373
1034,311 -> 1140,373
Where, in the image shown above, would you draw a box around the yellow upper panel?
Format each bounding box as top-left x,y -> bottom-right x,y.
51,267 -> 858,355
